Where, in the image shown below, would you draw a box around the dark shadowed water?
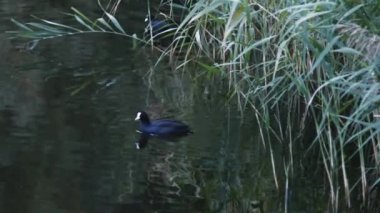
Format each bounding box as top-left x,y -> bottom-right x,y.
0,1 -> 329,212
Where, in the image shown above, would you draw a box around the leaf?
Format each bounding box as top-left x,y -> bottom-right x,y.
38,18 -> 82,32
96,17 -> 114,31
71,7 -> 97,31
105,12 -> 125,33
196,61 -> 221,77
308,36 -> 340,75
195,30 -> 202,50
74,15 -> 94,31
185,1 -> 224,26
71,7 -> 94,25
339,4 -> 364,23
11,18 -> 33,32
233,36 -> 276,62
27,23 -> 63,33
295,10 -> 331,27
332,47 -> 362,55
224,1 -> 245,41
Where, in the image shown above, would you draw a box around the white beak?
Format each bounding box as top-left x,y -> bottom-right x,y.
135,112 -> 141,121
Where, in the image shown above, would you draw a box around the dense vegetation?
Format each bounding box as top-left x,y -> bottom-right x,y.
8,0 -> 380,211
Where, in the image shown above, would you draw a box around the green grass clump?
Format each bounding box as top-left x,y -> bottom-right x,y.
160,0 -> 380,211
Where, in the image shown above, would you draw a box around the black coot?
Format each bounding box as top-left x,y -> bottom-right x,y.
135,111 -> 193,138
143,16 -> 177,45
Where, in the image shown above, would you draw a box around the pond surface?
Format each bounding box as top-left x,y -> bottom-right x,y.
0,1 -> 328,212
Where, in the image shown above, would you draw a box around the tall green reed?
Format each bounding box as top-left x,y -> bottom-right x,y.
159,0 -> 380,211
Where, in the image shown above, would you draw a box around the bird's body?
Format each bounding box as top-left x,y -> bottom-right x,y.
143,16 -> 177,45
135,111 -> 193,138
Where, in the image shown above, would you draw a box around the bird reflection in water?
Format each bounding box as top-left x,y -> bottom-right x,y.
135,132 -> 192,150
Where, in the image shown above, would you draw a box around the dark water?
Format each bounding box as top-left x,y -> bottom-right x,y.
0,1 -> 328,212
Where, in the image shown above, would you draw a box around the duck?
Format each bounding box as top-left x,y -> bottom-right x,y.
135,111 -> 193,138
